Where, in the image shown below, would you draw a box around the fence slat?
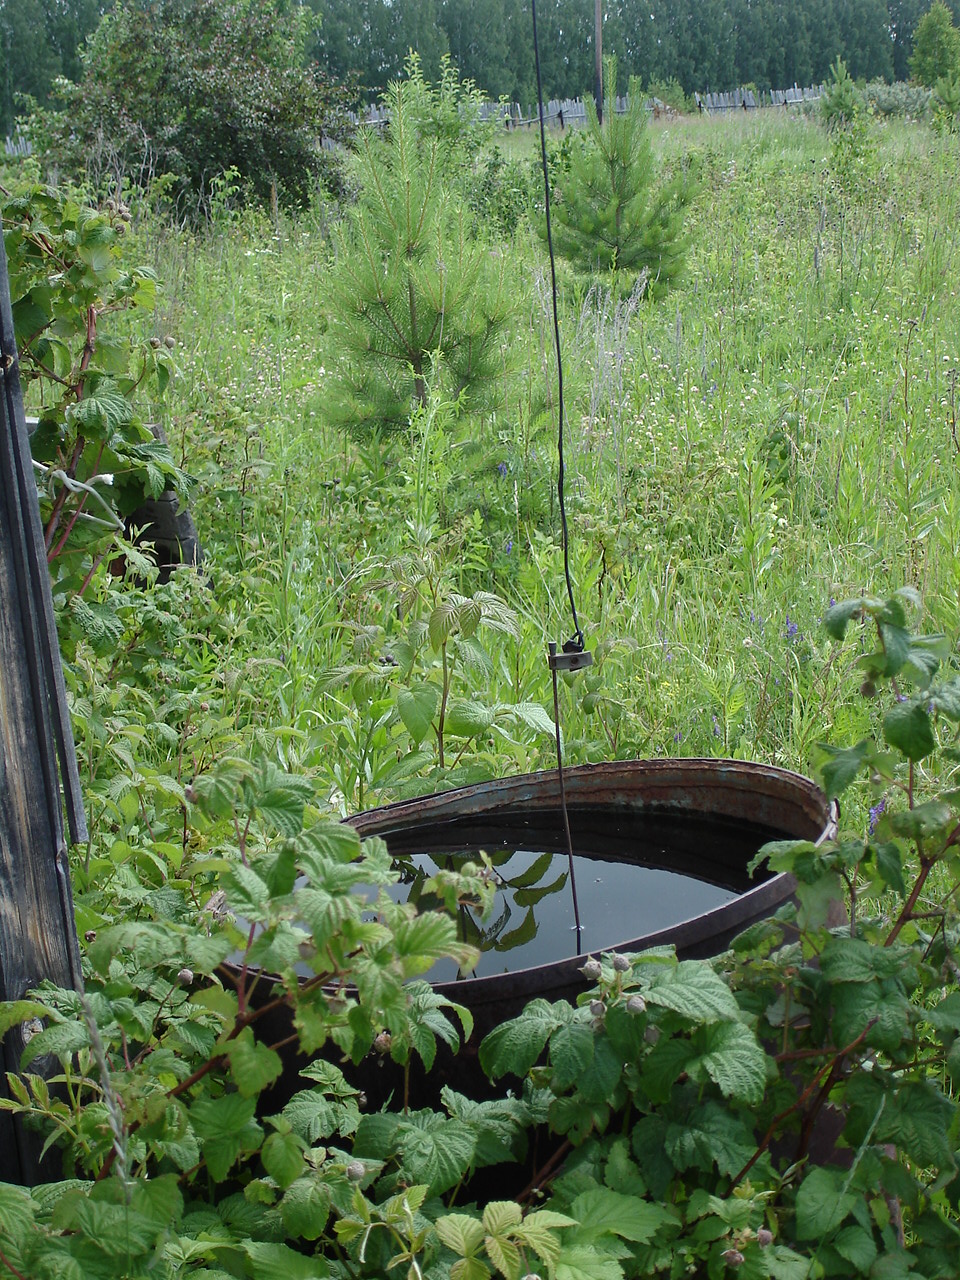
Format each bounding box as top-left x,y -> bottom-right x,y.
0,231 -> 86,1186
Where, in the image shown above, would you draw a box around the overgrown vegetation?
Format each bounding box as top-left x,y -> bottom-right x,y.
5,57 -> 960,1279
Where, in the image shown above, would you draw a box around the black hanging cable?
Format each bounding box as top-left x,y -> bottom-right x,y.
531,0 -> 583,653
532,0 -> 592,955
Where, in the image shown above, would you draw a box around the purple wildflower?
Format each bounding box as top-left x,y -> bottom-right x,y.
504,539 -> 513,555
712,715 -> 722,739
868,797 -> 886,835
785,615 -> 799,639
496,461 -> 508,478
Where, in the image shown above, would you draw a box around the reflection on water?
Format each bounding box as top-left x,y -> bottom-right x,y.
359,807 -> 778,982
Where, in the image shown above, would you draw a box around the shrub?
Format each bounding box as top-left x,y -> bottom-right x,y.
35,0 -> 351,211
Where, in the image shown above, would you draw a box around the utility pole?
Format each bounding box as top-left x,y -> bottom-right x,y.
594,0 -> 603,123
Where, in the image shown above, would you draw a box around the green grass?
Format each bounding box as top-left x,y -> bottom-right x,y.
98,110 -> 960,830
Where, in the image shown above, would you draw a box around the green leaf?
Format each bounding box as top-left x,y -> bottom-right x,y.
814,739 -> 873,799
279,1177 -> 331,1241
556,1245 -> 625,1280
429,600 -> 460,650
570,1187 -> 672,1243
396,1114 -> 476,1195
262,1129 -> 306,1189
445,697 -> 494,738
0,1000 -> 52,1039
19,1018 -> 90,1069
550,1021 -> 596,1090
824,597 -> 878,640
397,681 -> 440,746
695,1020 -> 767,1103
480,999 -> 568,1079
68,386 -> 131,438
220,863 -> 271,921
225,1027 -> 284,1097
242,1240 -> 329,1278
833,1224 -> 878,1271
451,1258 -> 493,1280
436,1213 -> 486,1256
883,701 -> 936,761
508,701 -> 557,739
644,961 -> 740,1023
0,1183 -> 36,1242
190,1093 -> 263,1181
794,1167 -> 856,1239
663,1101 -> 755,1177
482,1200 -> 522,1234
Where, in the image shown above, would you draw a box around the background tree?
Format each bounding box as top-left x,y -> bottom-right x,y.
909,0 -> 960,83
324,62 -> 514,435
0,0 -> 101,135
549,62 -> 691,297
42,0 -> 350,209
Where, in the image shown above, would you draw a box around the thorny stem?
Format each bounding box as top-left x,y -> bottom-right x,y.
517,1136 -> 574,1204
0,1245 -> 30,1280
731,1019 -> 876,1187
886,856 -> 936,947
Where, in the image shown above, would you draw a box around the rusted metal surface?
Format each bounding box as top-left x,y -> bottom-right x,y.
246,759 -> 834,1113
346,759 -> 836,1015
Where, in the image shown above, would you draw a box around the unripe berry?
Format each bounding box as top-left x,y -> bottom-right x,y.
346,1161 -> 365,1182
721,1249 -> 744,1269
757,1228 -> 773,1247
589,999 -> 605,1018
177,967 -> 194,985
612,953 -> 630,973
626,994 -> 647,1015
373,1030 -> 392,1054
580,958 -> 602,981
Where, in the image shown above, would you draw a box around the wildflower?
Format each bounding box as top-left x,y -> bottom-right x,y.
712,715 -> 722,739
505,539 -> 513,555
868,797 -> 886,835
496,461 -> 508,478
785,615 -> 799,639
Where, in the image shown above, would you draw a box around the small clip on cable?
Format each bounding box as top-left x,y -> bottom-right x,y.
547,637 -> 593,672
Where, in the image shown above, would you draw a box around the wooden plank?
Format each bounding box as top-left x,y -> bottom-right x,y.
0,229 -> 85,1185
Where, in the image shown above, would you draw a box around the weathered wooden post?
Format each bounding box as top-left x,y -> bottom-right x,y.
0,233 -> 87,1184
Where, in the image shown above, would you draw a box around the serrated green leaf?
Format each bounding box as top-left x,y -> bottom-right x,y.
794,1166 -> 856,1239
190,1093 -> 262,1181
815,739 -> 873,799
571,1187 -> 672,1243
508,701 -> 557,739
397,682 -> 440,746
19,1018 -> 90,1069
396,1114 -> 476,1195
429,600 -> 460,650
436,1213 -> 486,1256
482,1200 -> 522,1235
225,1027 -> 283,1097
451,1258 -> 492,1280
644,961 -> 740,1023
242,1240 -> 329,1278
479,1000 -> 567,1079
556,1245 -> 625,1280
883,701 -> 936,761
833,1224 -> 877,1271
262,1129 -> 306,1189
279,1177 -> 331,1241
695,1020 -> 767,1103
445,697 -> 494,738
0,1000 -> 53,1039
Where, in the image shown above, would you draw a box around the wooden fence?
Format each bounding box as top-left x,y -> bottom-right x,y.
349,83 -> 823,132
0,234 -> 87,1185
